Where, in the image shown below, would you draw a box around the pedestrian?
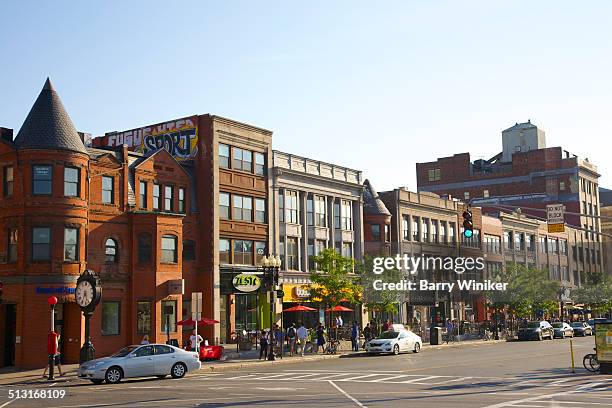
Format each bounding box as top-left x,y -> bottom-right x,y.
371,321 -> 379,338
274,324 -> 283,357
42,333 -> 63,377
316,323 -> 326,354
259,330 -> 269,360
297,323 -> 308,356
189,330 -> 203,351
382,319 -> 390,332
140,334 -> 150,345
445,319 -> 454,344
363,323 -> 372,344
351,321 -> 360,352
287,323 -> 297,356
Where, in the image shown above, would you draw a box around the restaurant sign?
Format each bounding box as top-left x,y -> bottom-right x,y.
232,274 -> 261,293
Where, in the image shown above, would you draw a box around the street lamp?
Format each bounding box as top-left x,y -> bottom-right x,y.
262,254 -> 281,361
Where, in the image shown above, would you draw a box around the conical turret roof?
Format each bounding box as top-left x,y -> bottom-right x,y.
363,179 -> 391,216
13,78 -> 87,154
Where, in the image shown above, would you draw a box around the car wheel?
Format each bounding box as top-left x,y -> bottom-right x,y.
561,332 -> 565,339
171,362 -> 187,379
393,344 -> 400,355
105,366 -> 123,384
156,375 -> 167,379
90,379 -> 103,385
413,342 -> 421,353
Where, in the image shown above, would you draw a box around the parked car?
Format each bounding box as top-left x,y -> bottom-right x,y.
517,321 -> 554,341
78,344 -> 201,384
366,326 -> 422,355
571,321 -> 593,336
551,322 -> 574,339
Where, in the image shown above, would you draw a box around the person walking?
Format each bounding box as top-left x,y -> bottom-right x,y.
445,319 -> 454,344
382,319 -> 390,332
297,323 -> 308,356
363,323 -> 372,348
259,330 -> 269,360
351,321 -> 360,352
287,324 -> 297,356
371,321 -> 379,339
316,323 -> 326,354
42,334 -> 63,377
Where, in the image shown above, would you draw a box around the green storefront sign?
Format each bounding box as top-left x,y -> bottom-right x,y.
595,322 -> 612,363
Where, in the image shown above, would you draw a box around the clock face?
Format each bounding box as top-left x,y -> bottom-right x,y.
76,280 -> 94,308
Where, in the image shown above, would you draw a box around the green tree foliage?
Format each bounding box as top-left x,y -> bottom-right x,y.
358,255 -> 401,315
572,272 -> 612,315
308,248 -> 361,308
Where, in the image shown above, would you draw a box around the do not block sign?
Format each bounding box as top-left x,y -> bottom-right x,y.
547,204 -> 565,233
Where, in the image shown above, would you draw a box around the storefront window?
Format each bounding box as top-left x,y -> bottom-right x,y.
161,300 -> 177,333
102,301 -> 120,335
137,301 -> 151,335
255,241 -> 266,265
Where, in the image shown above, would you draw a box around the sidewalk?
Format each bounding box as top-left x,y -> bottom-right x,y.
0,338 -> 505,385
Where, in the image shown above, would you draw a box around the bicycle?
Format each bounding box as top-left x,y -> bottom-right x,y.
482,329 -> 494,341
326,339 -> 339,354
583,348 -> 600,372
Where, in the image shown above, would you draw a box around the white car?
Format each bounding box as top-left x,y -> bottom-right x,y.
366,327 -> 422,355
78,344 -> 201,384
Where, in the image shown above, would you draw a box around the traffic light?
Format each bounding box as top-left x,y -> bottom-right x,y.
0,281 -> 3,304
462,209 -> 473,238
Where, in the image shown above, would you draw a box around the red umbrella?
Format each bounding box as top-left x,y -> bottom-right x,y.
177,317 -> 219,326
326,305 -> 353,312
284,305 -> 317,312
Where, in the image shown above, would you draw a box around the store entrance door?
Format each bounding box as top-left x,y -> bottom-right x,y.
1,304 -> 16,367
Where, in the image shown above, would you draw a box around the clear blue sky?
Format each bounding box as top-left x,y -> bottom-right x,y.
2,1 -> 611,190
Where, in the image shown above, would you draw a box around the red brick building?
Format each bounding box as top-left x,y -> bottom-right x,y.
0,79 -> 273,369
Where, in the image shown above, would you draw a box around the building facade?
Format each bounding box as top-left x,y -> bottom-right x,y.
271,151 -> 364,327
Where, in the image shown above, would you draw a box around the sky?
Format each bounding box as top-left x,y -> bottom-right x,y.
2,1 -> 612,191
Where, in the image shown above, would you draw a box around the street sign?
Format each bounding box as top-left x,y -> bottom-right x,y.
191,292 -> 202,321
546,204 -> 565,233
276,290 -> 285,298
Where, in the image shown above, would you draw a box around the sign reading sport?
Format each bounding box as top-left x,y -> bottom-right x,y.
93,116 -> 199,161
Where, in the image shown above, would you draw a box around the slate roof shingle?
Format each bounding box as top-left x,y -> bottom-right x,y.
363,179 -> 391,216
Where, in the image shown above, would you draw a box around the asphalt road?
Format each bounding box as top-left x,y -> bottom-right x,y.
1,336 -> 611,408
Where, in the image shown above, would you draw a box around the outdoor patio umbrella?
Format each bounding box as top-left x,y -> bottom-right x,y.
284,304 -> 317,326
176,317 -> 219,326
325,305 -> 353,312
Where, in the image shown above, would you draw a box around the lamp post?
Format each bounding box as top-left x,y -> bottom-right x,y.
47,296 -> 58,380
262,254 -> 281,361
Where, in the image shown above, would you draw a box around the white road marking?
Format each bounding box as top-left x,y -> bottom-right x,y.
370,374 -> 413,382
401,375 -> 440,384
0,400 -> 16,408
431,376 -> 473,384
329,380 -> 368,408
482,381 -> 604,408
336,373 -> 383,382
254,387 -> 306,391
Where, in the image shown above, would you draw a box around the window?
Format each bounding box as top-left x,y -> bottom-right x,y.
428,168 -> 441,181
161,235 -> 177,263
234,240 -> 253,265
183,240 -> 195,261
255,198 -> 266,223
371,224 -> 381,240
164,185 -> 174,211
341,200 -> 352,230
219,144 -> 230,168
306,196 -> 314,226
413,217 -> 420,241
515,232 -> 524,251
102,301 -> 120,335
483,189 -> 489,198
219,192 -> 230,219
137,301 -> 151,335
233,148 -> 252,172
161,300 -> 177,333
484,235 -> 501,253
154,345 -> 174,355
102,176 -> 114,204
431,220 -> 438,243
219,239 -> 230,264
153,184 -> 160,210
504,231 -> 513,250
464,191 -> 470,200
7,228 -> 18,262
138,233 -> 152,263
255,152 -> 265,175
3,166 -> 13,197
527,234 -> 535,252
255,241 -> 266,265
64,228 -> 78,261
105,238 -> 118,262
342,243 -> 352,258
64,167 -> 79,197
178,187 -> 186,213
440,221 -> 447,243
33,165 -> 52,195
308,239 -> 325,270
422,218 -> 429,242
139,181 -> 147,208
286,237 -> 298,270
315,196 -> 326,227
560,239 -> 567,255
32,227 -> 51,261
560,181 -> 565,191
233,195 -> 253,221
384,224 -> 390,242
279,190 -> 284,222
449,223 -> 456,243
285,191 -> 298,224
135,345 -> 154,357
539,236 -> 547,253
334,202 -> 340,229
402,216 -> 410,240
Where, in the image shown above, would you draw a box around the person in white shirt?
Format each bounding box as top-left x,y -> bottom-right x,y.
189,330 -> 203,351
296,324 -> 308,356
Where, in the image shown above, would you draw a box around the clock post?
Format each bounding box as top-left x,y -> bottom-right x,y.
76,269 -> 102,364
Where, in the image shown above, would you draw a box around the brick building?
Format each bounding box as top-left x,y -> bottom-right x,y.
416,121 -> 603,275
0,79 -> 273,369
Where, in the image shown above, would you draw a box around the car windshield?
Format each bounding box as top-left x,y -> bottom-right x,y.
111,346 -> 139,357
524,322 -> 540,328
552,323 -> 563,328
571,323 -> 584,327
379,331 -> 400,339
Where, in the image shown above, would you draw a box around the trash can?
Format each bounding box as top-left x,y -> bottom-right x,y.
594,320 -> 612,374
430,326 -> 443,345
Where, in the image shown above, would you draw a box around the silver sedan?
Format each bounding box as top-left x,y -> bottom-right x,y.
78,344 -> 201,384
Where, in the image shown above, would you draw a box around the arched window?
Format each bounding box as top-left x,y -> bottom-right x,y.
105,238 -> 118,263
138,233 -> 152,263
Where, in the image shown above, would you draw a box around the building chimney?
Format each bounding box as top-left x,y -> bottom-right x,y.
0,127 -> 14,143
